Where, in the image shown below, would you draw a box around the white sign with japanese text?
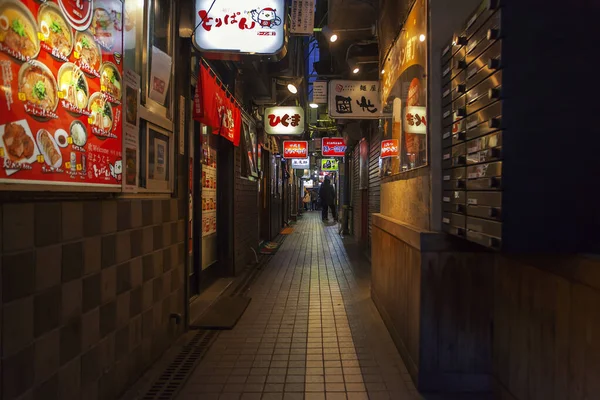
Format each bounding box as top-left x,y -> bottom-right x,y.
328,80 -> 384,119
264,106 -> 305,135
291,158 -> 310,169
290,0 -> 315,35
194,0 -> 286,55
313,81 -> 327,103
403,106 -> 427,134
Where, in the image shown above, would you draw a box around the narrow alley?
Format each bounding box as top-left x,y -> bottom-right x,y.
178,212 -> 418,400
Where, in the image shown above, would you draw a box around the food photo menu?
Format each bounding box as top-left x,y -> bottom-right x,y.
0,0 -> 124,189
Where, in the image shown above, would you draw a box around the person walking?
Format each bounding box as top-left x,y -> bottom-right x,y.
319,177 -> 337,222
302,189 -> 310,211
310,189 -> 317,211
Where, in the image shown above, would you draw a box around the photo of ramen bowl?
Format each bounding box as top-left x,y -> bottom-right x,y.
87,92 -> 113,133
99,61 -> 122,101
58,62 -> 89,110
0,0 -> 40,60
38,2 -> 73,58
18,60 -> 59,113
74,31 -> 102,72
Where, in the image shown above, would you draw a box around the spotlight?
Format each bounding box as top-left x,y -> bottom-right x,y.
287,84 -> 298,94
352,67 -> 360,74
309,103 -> 319,109
322,26 -> 338,43
381,69 -> 385,74
419,34 -> 426,42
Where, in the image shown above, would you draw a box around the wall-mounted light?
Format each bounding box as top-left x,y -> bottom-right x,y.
309,103 -> 319,109
287,83 -> 298,94
419,34 -> 426,42
352,67 -> 360,74
322,26 -> 338,43
381,69 -> 385,74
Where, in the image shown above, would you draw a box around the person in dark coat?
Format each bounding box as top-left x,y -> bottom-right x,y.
319,177 -> 337,221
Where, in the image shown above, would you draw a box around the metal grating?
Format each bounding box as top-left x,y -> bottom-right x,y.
141,330 -> 217,400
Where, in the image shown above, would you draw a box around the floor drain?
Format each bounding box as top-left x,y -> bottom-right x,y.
141,330 -> 218,400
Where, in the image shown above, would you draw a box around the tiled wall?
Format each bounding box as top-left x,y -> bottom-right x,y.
0,198 -> 186,400
233,147 -> 259,275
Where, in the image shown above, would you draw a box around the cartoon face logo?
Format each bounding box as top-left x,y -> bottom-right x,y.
250,7 -> 282,29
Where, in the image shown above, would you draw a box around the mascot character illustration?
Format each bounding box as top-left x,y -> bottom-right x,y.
250,7 -> 282,28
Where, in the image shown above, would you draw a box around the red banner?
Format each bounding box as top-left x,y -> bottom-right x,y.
380,139 -> 399,158
193,64 -> 240,146
0,0 -> 123,189
322,137 -> 347,157
282,140 -> 308,159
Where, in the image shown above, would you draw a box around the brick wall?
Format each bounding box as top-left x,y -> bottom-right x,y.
233,147 -> 259,275
0,197 -> 186,400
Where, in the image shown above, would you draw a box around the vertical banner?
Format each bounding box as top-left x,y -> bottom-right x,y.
122,69 -> 140,192
290,0 -> 315,35
312,81 -> 327,103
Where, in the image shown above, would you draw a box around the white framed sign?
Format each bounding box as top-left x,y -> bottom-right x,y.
291,158 -> 310,169
328,80 -> 384,119
194,0 -> 286,55
264,106 -> 305,135
403,106 -> 427,134
290,0 -> 315,35
313,81 -> 327,103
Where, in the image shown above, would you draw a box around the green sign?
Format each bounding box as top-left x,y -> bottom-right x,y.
321,158 -> 339,171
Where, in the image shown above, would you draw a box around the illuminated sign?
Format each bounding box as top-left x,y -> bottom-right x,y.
193,0 -> 286,55
264,106 -> 304,135
291,158 -> 310,169
380,139 -> 400,158
403,106 -> 427,134
322,137 -> 347,157
282,141 -> 308,159
328,80 -> 384,119
321,158 -> 339,172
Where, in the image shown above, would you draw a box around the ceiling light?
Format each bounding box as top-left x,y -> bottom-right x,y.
309,103 -> 319,109
419,34 -> 426,42
352,67 -> 360,74
287,84 -> 298,94
381,69 -> 385,74
321,26 -> 338,43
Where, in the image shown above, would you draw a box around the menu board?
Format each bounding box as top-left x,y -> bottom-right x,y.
0,0 -> 124,189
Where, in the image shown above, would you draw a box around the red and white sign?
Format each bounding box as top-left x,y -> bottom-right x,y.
59,0 -> 94,31
264,106 -> 304,135
193,64 -> 241,146
194,0 -> 286,55
380,139 -> 400,158
322,137 -> 347,157
283,141 -> 308,159
404,106 -> 427,134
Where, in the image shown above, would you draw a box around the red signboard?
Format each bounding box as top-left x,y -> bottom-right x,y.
282,140 -> 308,159
322,137 -> 347,157
380,139 -> 400,158
0,0 -> 124,189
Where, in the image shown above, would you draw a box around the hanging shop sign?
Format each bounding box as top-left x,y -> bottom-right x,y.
0,0 -> 124,190
381,0 -> 427,103
264,106 -> 304,135
403,106 -> 427,134
380,139 -> 399,158
193,63 -> 241,146
322,137 -> 347,157
291,157 -> 309,169
193,0 -> 286,55
313,81 -> 327,103
328,80 -> 383,119
321,158 -> 339,172
282,140 -> 308,159
290,0 -> 315,35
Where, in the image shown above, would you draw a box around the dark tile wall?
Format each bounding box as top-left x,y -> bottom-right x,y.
234,147 -> 259,275
1,198 -> 186,400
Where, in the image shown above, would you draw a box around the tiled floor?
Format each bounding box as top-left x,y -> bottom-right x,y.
178,212 -> 420,400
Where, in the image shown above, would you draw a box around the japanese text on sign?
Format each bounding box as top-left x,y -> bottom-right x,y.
328,80 -> 384,119
380,139 -> 400,158
322,138 -> 347,157
264,106 -> 304,135
283,141 -> 308,159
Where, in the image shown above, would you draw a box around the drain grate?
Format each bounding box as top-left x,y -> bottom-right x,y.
141,330 -> 218,400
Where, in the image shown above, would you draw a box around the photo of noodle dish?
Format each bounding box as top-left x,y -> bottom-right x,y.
74,31 -> 102,77
99,62 -> 121,103
37,2 -> 73,61
0,0 -> 40,61
88,92 -> 114,137
58,62 -> 90,114
90,8 -> 114,50
0,120 -> 40,175
18,60 -> 59,118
